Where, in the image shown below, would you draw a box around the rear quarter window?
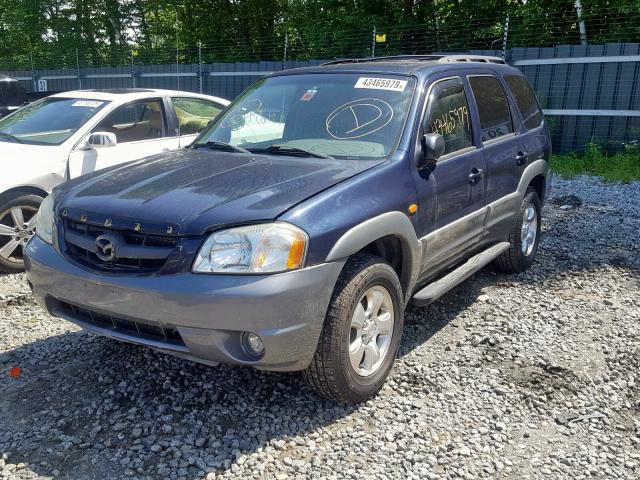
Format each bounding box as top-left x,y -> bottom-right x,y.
505,75 -> 543,130
469,75 -> 513,143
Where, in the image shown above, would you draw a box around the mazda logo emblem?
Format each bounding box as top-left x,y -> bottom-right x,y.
94,233 -> 124,262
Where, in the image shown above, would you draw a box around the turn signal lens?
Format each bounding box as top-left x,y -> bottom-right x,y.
287,236 -> 306,269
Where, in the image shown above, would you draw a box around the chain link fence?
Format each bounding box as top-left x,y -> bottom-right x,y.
1,8 -> 639,70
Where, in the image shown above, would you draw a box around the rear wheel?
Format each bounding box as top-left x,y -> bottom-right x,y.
303,254 -> 404,403
494,187 -> 541,273
0,193 -> 42,273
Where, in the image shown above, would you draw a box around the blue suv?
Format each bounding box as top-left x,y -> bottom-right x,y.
25,55 -> 551,403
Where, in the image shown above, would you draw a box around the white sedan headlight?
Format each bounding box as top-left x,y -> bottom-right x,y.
193,223 -> 308,274
35,193 -> 56,245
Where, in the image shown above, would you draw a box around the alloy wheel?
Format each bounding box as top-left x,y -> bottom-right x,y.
520,204 -> 538,256
349,285 -> 395,377
0,205 -> 38,266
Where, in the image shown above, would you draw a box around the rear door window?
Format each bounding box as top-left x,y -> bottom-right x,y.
469,75 -> 513,143
504,75 -> 543,130
424,78 -> 474,156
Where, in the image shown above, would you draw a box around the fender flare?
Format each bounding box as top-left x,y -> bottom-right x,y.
325,211 -> 423,300
517,159 -> 550,201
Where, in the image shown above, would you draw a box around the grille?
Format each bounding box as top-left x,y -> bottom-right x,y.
63,218 -> 178,272
60,301 -> 185,348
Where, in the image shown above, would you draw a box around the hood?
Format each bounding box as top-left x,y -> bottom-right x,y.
57,148 -> 383,235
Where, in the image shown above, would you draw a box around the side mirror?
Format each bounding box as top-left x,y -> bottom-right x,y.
418,133 -> 445,169
87,131 -> 117,148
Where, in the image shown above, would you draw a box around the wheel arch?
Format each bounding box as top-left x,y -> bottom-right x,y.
325,212 -> 422,302
0,185 -> 49,204
528,174 -> 546,203
517,159 -> 550,204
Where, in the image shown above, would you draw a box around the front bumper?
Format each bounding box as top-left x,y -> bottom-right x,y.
25,236 -> 344,371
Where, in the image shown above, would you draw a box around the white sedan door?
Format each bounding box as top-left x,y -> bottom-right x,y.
68,98 -> 179,179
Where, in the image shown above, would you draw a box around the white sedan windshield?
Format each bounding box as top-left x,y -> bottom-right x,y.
195,73 -> 415,158
0,97 -> 108,145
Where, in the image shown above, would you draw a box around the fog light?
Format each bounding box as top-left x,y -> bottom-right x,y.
242,332 -> 265,357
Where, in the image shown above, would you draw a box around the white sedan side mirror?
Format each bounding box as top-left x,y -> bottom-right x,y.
87,131 -> 117,148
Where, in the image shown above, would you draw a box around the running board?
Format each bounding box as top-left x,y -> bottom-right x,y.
410,242 -> 510,307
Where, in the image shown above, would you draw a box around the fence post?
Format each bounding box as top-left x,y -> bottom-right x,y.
282,32 -> 288,71
30,52 -> 37,92
131,49 -> 136,88
575,0 -> 587,46
198,41 -> 203,93
372,26 -> 376,57
75,48 -> 82,89
501,15 -> 510,59
175,20 -> 180,92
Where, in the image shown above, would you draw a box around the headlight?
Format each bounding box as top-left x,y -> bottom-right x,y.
35,193 -> 56,245
193,223 -> 307,274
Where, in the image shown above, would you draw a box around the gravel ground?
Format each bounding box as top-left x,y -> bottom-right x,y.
0,176 -> 639,480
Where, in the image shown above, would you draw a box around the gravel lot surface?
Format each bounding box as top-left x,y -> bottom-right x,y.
0,177 -> 639,480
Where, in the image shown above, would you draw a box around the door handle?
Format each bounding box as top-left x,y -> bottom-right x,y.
468,168 -> 483,184
516,151 -> 527,166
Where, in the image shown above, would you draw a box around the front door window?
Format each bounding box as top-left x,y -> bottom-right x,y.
94,100 -> 166,143
424,78 -> 474,156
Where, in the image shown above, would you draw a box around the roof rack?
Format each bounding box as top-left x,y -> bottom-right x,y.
322,55 -> 444,66
322,54 -> 506,66
437,55 -> 506,64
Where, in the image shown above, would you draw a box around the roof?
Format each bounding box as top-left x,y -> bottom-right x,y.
271,54 -> 521,78
0,75 -> 19,82
50,88 -> 229,105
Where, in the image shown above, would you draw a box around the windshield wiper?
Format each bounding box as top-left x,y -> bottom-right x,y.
194,140 -> 251,154
252,144 -> 333,159
0,132 -> 23,144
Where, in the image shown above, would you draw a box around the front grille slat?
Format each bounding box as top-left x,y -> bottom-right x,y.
59,301 -> 186,348
62,218 -> 179,273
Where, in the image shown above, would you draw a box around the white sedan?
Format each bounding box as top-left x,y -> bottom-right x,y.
0,88 -> 229,272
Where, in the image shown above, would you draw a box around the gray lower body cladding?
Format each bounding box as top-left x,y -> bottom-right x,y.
25,236 -> 344,371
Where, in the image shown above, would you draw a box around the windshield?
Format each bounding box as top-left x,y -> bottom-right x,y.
194,73 -> 415,158
0,97 -> 109,145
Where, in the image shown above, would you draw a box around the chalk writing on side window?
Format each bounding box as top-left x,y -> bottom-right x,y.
430,106 -> 469,136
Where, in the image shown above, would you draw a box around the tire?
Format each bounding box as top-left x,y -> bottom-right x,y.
303,254 -> 404,403
494,186 -> 541,273
0,192 -> 43,274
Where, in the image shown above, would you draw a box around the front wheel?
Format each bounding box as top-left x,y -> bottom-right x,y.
303,254 -> 404,403
494,186 -> 541,273
0,193 -> 43,273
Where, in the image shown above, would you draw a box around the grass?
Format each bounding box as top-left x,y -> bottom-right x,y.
552,142 -> 640,183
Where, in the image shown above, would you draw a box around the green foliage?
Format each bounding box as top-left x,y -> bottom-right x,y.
0,0 -> 639,69
552,142 -> 640,183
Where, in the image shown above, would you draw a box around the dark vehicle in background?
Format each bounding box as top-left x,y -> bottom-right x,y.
26,55 -> 552,403
0,76 -> 26,118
